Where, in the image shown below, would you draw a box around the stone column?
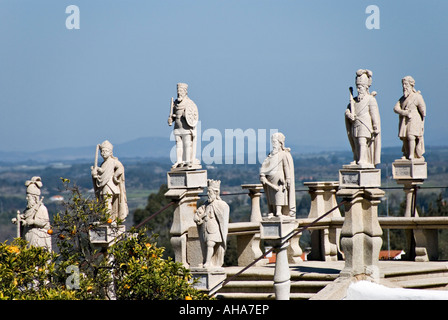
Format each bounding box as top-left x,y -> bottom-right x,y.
89,223 -> 126,299
165,169 -> 207,268
392,160 -> 437,261
338,167 -> 383,282
235,184 -> 269,266
260,216 -> 298,300
241,184 -> 264,222
304,181 -> 341,261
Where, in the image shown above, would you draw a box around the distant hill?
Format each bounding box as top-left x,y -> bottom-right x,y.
0,137 -> 173,163
1,134 -> 447,165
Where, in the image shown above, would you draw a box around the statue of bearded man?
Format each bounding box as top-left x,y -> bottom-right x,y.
345,69 -> 381,167
260,132 -> 296,218
16,177 -> 52,251
194,179 -> 229,269
168,82 -> 200,169
393,76 -> 426,160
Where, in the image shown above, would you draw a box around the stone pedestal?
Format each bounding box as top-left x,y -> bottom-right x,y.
190,268 -> 226,293
339,166 -> 381,188
392,160 -> 426,217
89,223 -> 126,300
337,182 -> 384,282
392,160 -> 435,261
392,159 -> 427,180
304,181 -> 341,261
260,216 -> 298,300
89,223 -> 126,247
165,169 -> 207,268
167,169 -> 207,189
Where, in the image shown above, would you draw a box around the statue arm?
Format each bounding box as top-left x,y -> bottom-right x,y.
417,94 -> 426,118
282,154 -> 292,188
345,104 -> 355,121
113,160 -> 125,184
369,98 -> 381,133
194,205 -> 206,224
393,100 -> 409,116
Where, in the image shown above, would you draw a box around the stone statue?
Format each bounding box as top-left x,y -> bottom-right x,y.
168,82 -> 200,169
393,76 -> 426,161
260,132 -> 296,218
194,179 -> 229,268
91,140 -> 128,223
12,177 -> 52,251
345,69 -> 381,167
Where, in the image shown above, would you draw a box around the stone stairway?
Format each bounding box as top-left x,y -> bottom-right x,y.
215,261 -> 448,300
215,262 -> 341,300
380,261 -> 448,290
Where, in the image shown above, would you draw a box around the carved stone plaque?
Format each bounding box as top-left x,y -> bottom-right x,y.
392,160 -> 427,180
339,168 -> 381,188
167,170 -> 207,189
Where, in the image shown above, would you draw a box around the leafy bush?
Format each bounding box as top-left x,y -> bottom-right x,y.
0,238 -> 77,299
0,179 -> 210,300
111,228 -> 209,300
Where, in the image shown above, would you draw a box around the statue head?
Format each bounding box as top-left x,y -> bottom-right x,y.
207,179 -> 221,202
99,140 -> 113,159
271,132 -> 286,153
402,76 -> 416,97
25,176 -> 42,207
355,69 -> 373,97
177,83 -> 188,102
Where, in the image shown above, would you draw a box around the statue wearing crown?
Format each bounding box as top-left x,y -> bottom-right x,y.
168,82 -> 200,169
194,179 -> 229,268
345,69 -> 381,167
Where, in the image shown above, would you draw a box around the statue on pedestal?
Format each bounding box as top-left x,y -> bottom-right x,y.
168,82 -> 200,169
91,140 -> 128,223
12,177 -> 52,251
260,132 -> 296,218
345,69 -> 381,168
393,76 -> 426,161
194,179 -> 229,268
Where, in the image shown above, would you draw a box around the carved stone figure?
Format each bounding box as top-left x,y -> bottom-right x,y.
194,179 -> 229,268
260,132 -> 296,217
393,76 -> 426,160
168,82 -> 200,169
91,140 -> 128,222
12,177 -> 52,251
345,69 -> 381,167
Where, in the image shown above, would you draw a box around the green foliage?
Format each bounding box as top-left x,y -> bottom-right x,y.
0,179 -> 210,300
0,238 -> 77,300
133,184 -> 175,258
111,228 -> 210,300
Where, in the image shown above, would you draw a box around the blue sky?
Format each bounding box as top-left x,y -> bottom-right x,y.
0,0 -> 446,153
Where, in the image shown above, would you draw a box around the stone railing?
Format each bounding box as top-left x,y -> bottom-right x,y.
226,181 -> 448,266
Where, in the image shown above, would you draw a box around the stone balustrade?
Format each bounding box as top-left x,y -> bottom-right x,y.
223,182 -> 448,267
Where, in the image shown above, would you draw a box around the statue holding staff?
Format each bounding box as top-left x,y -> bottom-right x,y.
12,177 -> 52,251
345,69 -> 381,167
91,140 -> 128,223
